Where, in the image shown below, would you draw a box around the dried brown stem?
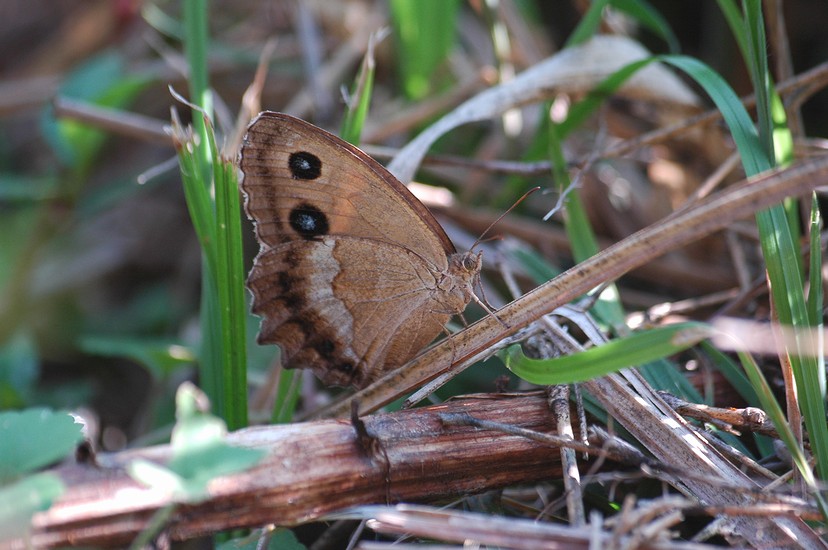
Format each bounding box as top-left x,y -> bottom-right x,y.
20,395 -> 567,549
52,96 -> 170,144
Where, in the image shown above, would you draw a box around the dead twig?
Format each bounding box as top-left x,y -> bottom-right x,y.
20,394 -> 568,549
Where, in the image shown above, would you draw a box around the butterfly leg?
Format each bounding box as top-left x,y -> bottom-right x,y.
468,291 -> 509,328
350,400 -> 392,504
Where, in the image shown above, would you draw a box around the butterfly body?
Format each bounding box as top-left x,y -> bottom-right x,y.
239,112 -> 480,388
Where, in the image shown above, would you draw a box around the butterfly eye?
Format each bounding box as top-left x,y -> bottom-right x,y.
288,151 -> 322,179
462,255 -> 478,271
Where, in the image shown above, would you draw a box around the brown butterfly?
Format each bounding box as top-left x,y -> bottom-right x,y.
239,112 -> 481,388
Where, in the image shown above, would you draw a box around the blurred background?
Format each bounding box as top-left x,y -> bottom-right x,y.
1,0 -> 827,451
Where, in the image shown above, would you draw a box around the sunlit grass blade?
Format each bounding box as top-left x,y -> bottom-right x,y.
341,31 -> 385,145
734,0 -> 828,486
502,322 -> 712,385
212,145 -> 248,430
389,0 -> 460,100
174,0 -> 248,430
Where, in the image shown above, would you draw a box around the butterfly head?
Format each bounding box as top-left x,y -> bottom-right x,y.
440,251 -> 483,310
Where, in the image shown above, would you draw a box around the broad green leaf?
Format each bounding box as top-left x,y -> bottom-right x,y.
0,473 -> 64,542
79,336 -> 195,379
0,409 -> 83,482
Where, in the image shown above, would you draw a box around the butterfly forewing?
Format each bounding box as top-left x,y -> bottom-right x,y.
239,112 -> 479,388
240,112 -> 455,263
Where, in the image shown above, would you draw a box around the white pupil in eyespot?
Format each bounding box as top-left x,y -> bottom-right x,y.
297,214 -> 315,231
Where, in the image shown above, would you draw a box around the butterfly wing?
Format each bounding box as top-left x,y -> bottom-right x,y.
240,112 -> 455,261
239,112 -> 467,388
247,236 -> 452,388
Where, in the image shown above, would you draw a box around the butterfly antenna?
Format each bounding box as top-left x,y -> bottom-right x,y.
470,186 -> 541,250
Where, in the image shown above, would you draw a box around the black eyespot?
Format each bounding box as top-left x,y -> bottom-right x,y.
288,151 -> 322,179
289,203 -> 329,239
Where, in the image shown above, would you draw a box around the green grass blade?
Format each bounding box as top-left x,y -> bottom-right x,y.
340,32 -> 380,145
171,115 -> 224,418
211,136 -> 248,430
389,0 -> 460,100
547,119 -> 625,326
612,0 -> 680,53
502,322 -> 712,385
183,0 -> 212,182
736,350 -> 826,513
172,128 -> 217,268
807,194 -> 826,396
660,55 -> 768,173
199,268 -> 223,416
566,0 -> 610,47
715,0 -> 749,62
735,0 -> 828,484
742,0 -> 774,159
175,0 -> 248,430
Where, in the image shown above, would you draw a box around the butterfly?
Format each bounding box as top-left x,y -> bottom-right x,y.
239,112 -> 481,388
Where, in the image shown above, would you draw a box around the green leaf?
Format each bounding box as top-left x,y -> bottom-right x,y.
612,0 -> 680,53
502,322 -> 712,385
0,473 -> 64,542
0,332 -> 39,408
127,459 -> 186,496
0,409 -> 84,482
567,0 -> 611,46
127,383 -> 264,503
79,336 -> 195,379
41,51 -> 150,171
